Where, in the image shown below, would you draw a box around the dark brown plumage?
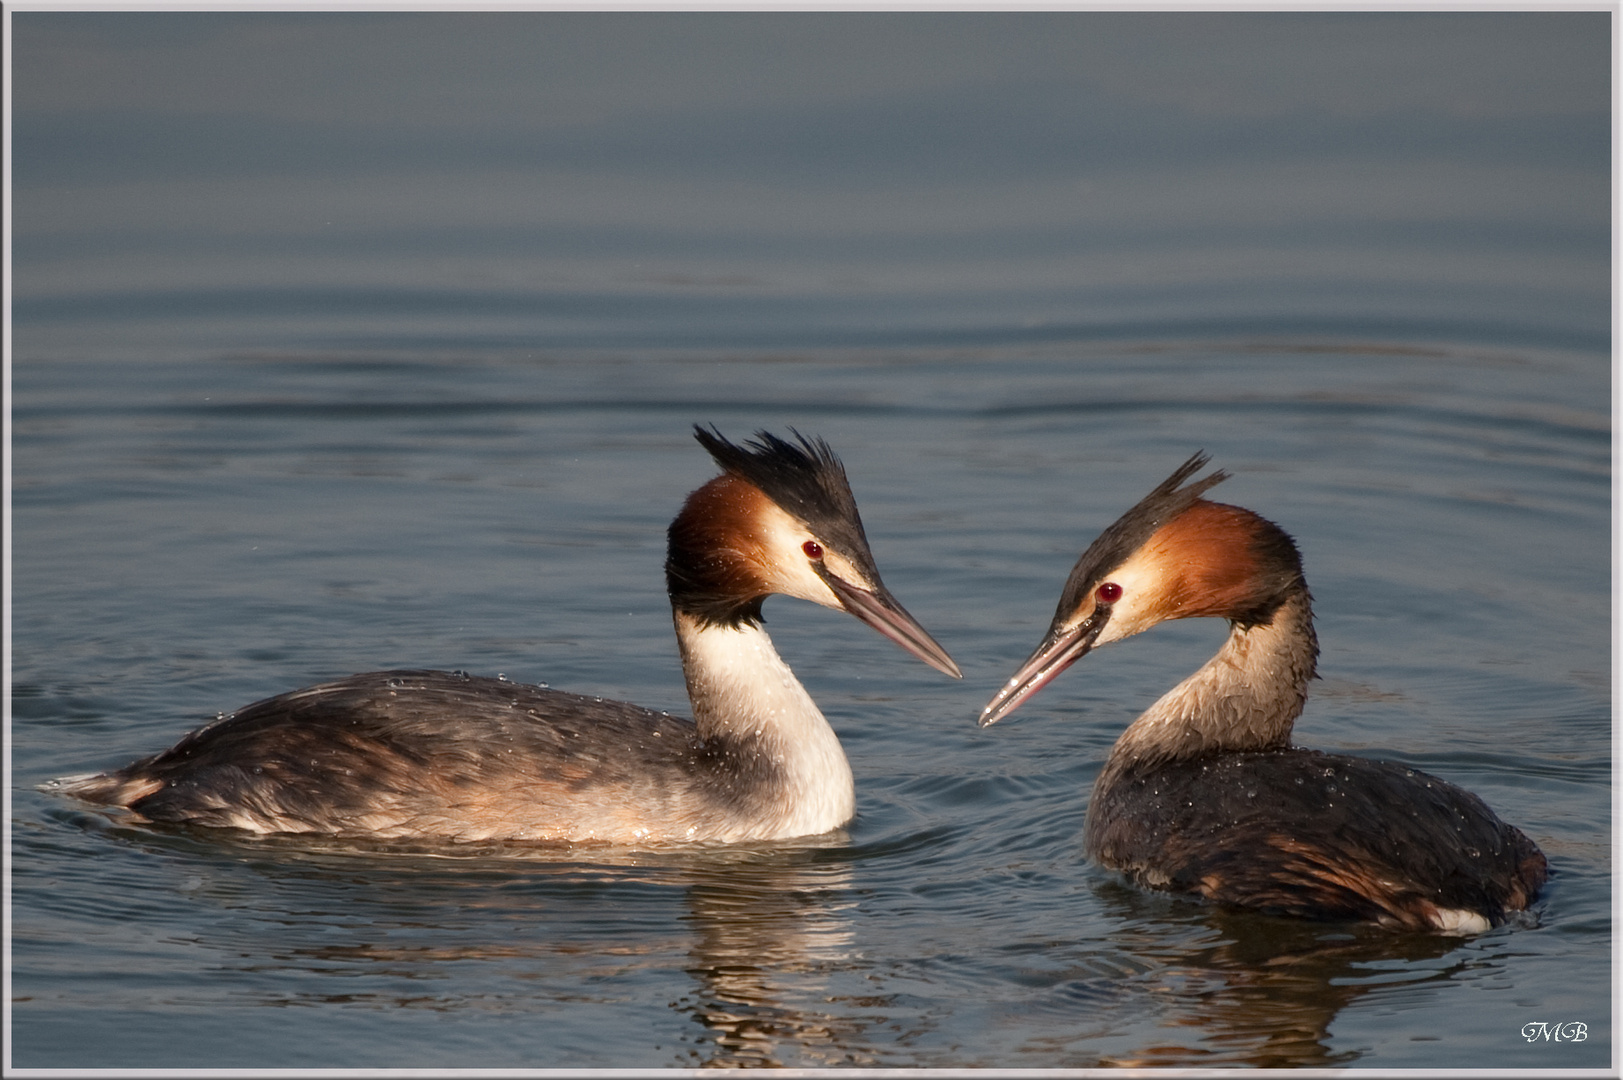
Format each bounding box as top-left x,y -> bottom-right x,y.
62,670 -> 778,841
1086,749 -> 1546,931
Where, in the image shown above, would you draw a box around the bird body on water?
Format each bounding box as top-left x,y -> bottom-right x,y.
980,454 -> 1545,933
53,427 -> 961,845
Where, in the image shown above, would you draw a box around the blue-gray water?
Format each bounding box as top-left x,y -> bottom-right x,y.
8,11 -> 1612,1072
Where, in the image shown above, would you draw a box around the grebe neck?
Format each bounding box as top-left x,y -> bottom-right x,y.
1102,587 -> 1318,778
673,611 -> 856,835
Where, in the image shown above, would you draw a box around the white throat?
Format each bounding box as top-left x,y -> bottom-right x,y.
674,611 -> 856,838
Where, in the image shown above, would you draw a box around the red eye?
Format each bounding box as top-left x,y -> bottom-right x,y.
802,540 -> 823,559
1096,582 -> 1122,604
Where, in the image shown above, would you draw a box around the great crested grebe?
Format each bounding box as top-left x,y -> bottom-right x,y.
55,426 -> 962,844
979,454 -> 1546,933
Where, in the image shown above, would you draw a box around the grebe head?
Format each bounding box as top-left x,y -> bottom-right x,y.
668,425 -> 961,678
979,452 -> 1304,726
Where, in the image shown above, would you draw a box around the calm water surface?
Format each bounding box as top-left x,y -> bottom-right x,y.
11,343 -> 1609,1070
9,11 -> 1613,1073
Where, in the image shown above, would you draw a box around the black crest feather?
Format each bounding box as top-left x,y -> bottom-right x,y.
691,425 -> 870,554
1054,452 -> 1229,618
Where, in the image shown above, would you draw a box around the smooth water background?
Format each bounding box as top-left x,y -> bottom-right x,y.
8,11 -> 1613,1072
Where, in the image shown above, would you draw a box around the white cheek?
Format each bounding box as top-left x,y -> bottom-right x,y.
1092,563 -> 1160,644
756,506 -> 842,607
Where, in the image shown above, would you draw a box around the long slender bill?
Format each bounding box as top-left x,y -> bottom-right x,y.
823,575 -> 962,679
978,619 -> 1101,727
